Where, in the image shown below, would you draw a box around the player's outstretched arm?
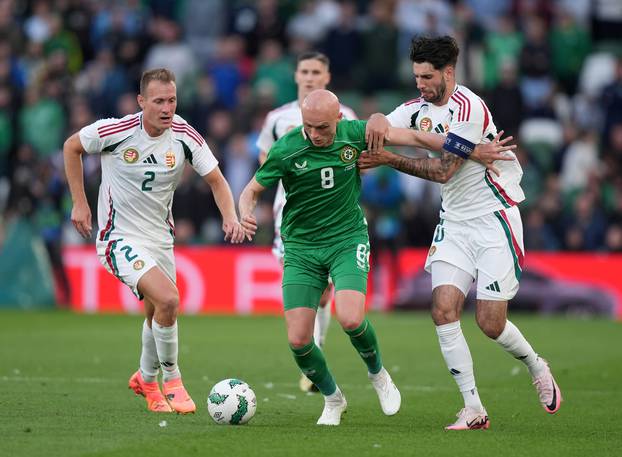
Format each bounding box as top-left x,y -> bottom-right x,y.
238,177 -> 266,241
358,149 -> 455,184
63,132 -> 92,239
203,167 -> 245,244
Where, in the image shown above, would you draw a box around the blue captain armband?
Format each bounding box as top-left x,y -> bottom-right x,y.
443,133 -> 475,159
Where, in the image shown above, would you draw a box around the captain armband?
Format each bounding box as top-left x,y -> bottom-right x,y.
443,133 -> 475,160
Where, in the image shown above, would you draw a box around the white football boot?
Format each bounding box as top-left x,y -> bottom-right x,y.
316,388 -> 347,426
369,367 -> 401,415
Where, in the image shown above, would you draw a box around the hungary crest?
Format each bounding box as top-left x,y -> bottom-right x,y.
419,117 -> 433,132
340,145 -> 357,163
123,148 -> 139,163
165,150 -> 176,168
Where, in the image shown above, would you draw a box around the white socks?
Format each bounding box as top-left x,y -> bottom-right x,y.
314,304 -> 331,348
436,321 -> 483,411
152,319 -> 181,382
495,320 -> 546,378
139,319 -> 159,383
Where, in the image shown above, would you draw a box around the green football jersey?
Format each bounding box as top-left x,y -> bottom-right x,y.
255,119 -> 368,244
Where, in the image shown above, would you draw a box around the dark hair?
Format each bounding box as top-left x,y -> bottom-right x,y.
409,36 -> 459,70
296,51 -> 330,69
140,68 -> 176,95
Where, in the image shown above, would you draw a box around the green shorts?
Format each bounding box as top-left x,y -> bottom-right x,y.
282,234 -> 370,311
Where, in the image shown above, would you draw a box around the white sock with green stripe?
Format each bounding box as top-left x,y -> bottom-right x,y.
139,319 -> 159,383
152,319 -> 181,382
436,321 -> 484,411
495,320 -> 546,378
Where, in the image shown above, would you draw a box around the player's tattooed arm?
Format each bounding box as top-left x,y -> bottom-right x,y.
358,148 -> 463,184
391,148 -> 463,183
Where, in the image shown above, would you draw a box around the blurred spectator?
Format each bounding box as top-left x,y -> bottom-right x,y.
484,60 -> 523,137
600,58 -> 622,149
252,40 -> 296,106
90,0 -> 148,53
18,85 -> 65,158
464,0 -> 512,31
207,35 -> 249,109
23,0 -> 54,44
143,17 -> 197,107
0,0 -> 24,54
181,0 -> 227,64
605,224 -> 622,252
559,130 -> 599,195
518,15 -> 553,111
230,0 -> 287,58
394,0 -> 453,47
482,15 -> 523,89
43,13 -> 83,74
563,191 -> 607,250
75,47 -> 130,117
205,109 -> 235,161
550,6 -> 591,95
287,0 -> 340,45
524,208 -> 560,250
223,132 -> 254,202
359,0 -> 398,93
320,0 -> 362,90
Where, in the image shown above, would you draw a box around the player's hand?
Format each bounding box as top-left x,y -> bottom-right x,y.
240,214 -> 257,241
223,219 -> 245,244
357,150 -> 390,170
71,201 -> 92,239
472,130 -> 516,176
365,113 -> 390,153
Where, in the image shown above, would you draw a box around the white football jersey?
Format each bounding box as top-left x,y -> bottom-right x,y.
386,84 -> 525,221
256,100 -> 358,236
80,112 -> 218,249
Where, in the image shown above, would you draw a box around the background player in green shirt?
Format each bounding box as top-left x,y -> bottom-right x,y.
238,89 -> 514,426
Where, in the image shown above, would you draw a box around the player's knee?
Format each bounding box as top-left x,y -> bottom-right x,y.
157,291 -> 180,317
431,305 -> 459,325
288,334 -> 312,349
476,316 -> 504,339
338,315 -> 363,331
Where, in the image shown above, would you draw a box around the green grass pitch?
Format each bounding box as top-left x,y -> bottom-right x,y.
1,311 -> 620,457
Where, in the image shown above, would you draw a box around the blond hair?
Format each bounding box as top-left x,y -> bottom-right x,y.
140,68 -> 176,95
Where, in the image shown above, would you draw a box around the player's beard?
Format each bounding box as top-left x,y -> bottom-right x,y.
425,79 -> 446,104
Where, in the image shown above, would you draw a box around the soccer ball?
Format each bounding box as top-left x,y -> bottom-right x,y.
207,379 -> 257,425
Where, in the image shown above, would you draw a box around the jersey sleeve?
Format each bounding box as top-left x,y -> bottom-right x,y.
255,143 -> 284,188
172,116 -> 218,175
386,104 -> 413,128
349,119 -> 367,143
256,112 -> 277,153
79,116 -> 138,154
190,142 -> 219,176
444,96 -> 488,159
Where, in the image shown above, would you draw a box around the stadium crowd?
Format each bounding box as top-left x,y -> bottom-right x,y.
1,0 -> 622,274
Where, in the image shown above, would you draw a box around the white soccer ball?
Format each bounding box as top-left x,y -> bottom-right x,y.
207,379 -> 257,425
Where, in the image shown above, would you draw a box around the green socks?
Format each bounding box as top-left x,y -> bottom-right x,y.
345,318 -> 382,374
290,342 -> 337,395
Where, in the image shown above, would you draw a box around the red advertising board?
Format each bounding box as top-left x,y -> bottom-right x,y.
64,246 -> 622,318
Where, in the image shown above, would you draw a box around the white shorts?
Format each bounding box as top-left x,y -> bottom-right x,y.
424,206 -> 524,300
96,238 -> 176,298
